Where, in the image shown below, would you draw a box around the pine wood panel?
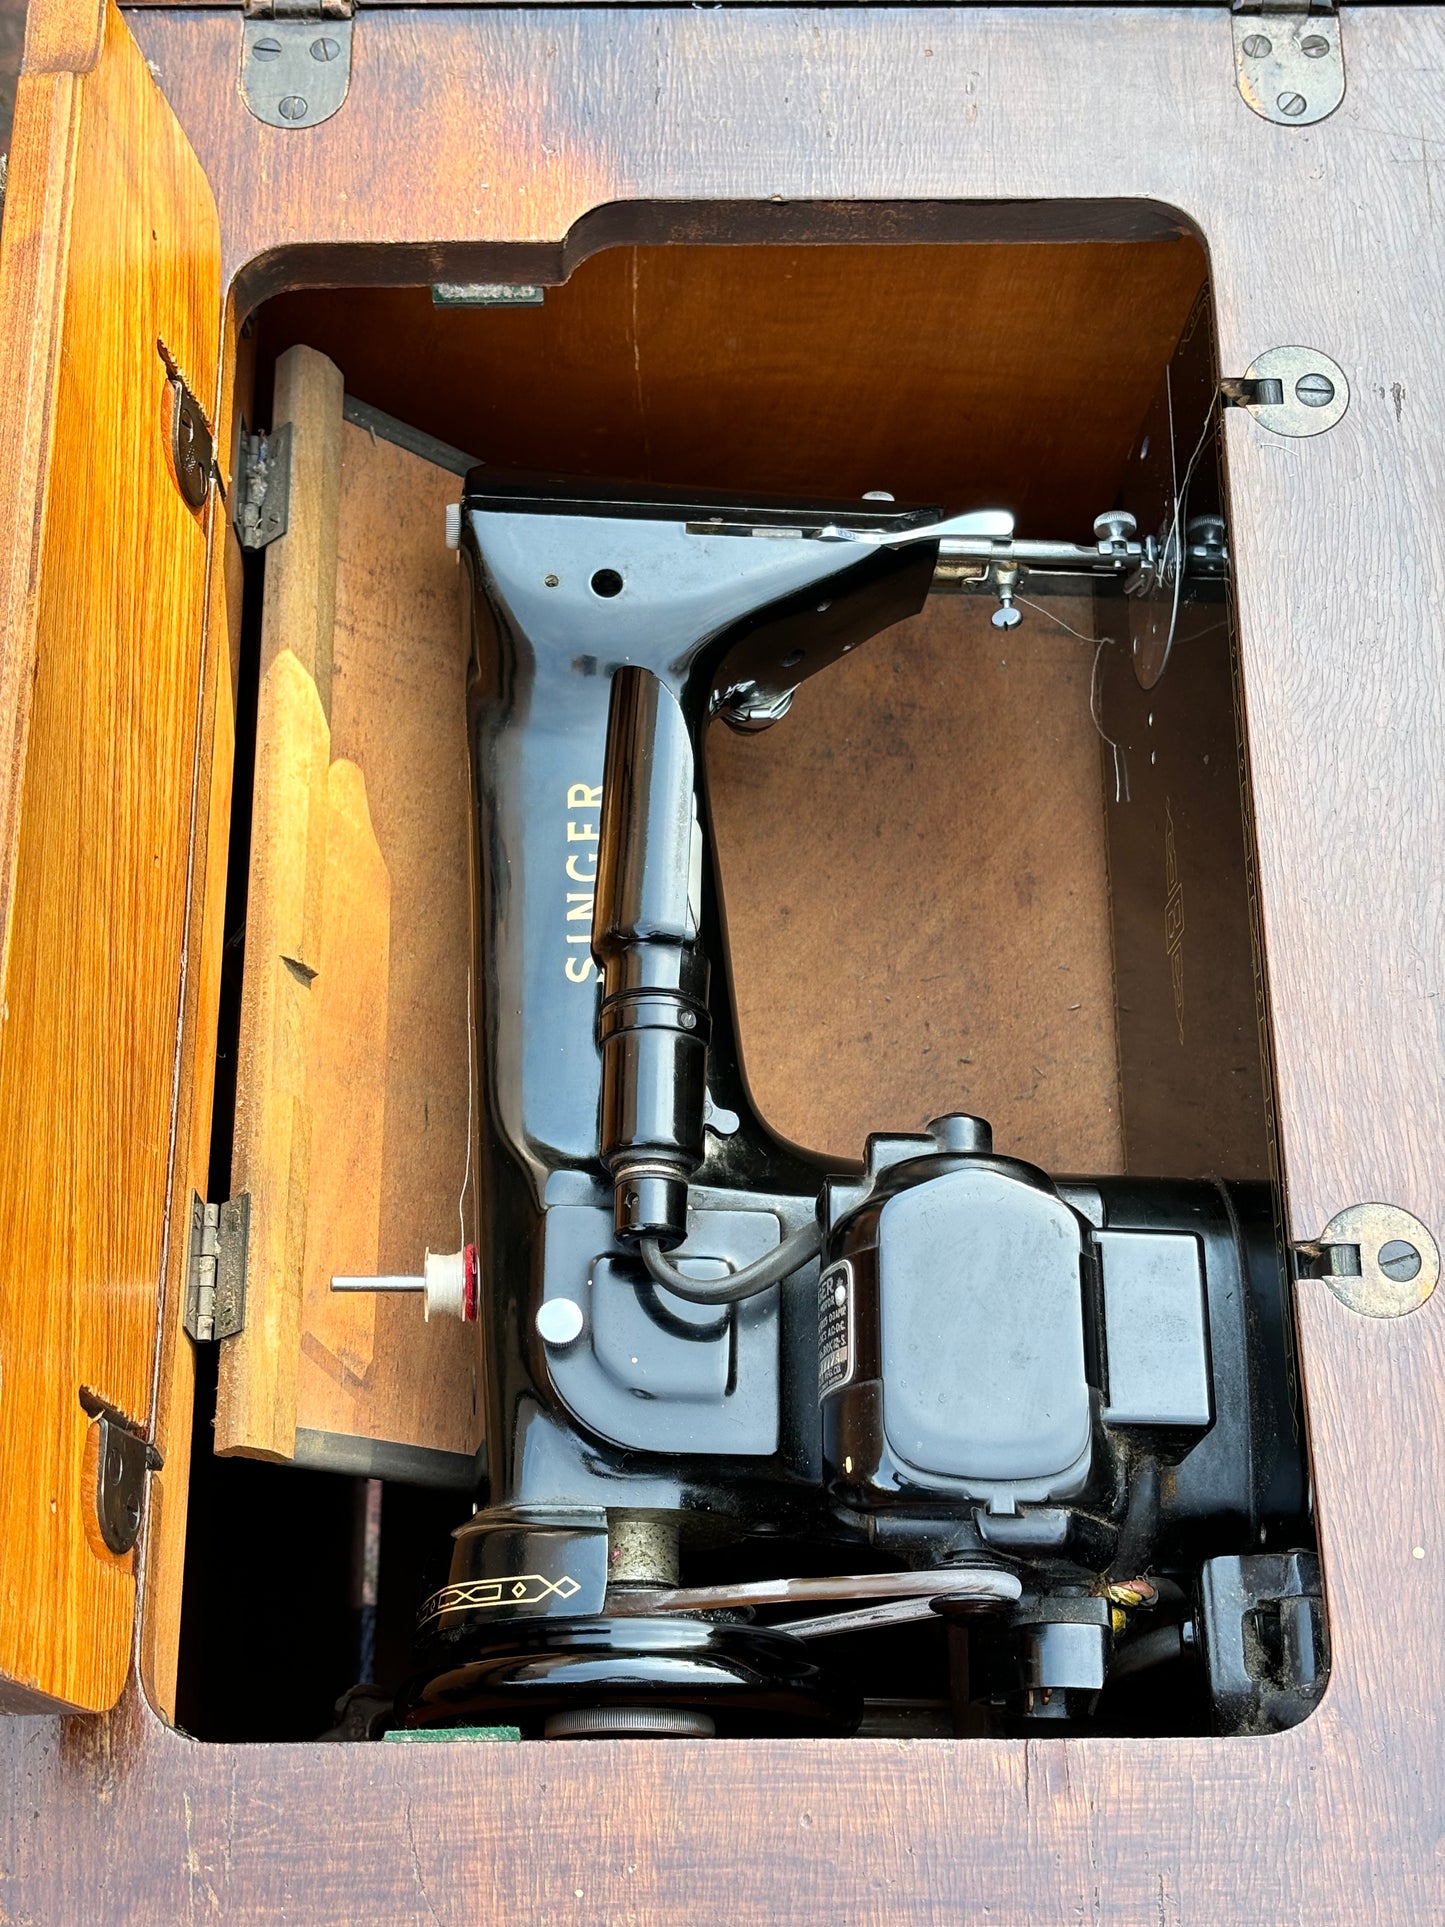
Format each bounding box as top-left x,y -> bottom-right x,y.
0,0 -> 219,1711
292,421 -> 479,1459
215,345 -> 342,1461
217,405 -> 480,1468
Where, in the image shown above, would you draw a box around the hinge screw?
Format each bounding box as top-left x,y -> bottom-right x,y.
1301,34 -> 1331,59
1277,92 -> 1308,118
311,37 -> 340,61
1379,1240 -> 1423,1284
252,36 -> 281,58
1241,33 -> 1271,58
1294,372 -> 1336,408
278,94 -> 309,120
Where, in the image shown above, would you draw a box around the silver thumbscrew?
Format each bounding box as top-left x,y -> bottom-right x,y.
992,561 -> 1022,630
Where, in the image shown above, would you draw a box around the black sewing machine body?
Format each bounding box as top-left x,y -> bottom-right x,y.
459,480 -> 938,1503
391,474 -> 1319,1739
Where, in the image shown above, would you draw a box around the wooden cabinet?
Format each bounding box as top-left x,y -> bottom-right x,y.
0,0 -> 1442,1917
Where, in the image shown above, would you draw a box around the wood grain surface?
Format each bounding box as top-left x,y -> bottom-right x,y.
216,346 -> 342,1461
139,494 -> 241,1717
0,0 -> 219,1712
292,419 -> 480,1461
207,370 -> 482,1473
258,241 -> 1207,540
0,0 -> 24,153
2,2 -> 1444,1920
121,0 -> 1445,1253
711,595 -> 1123,1173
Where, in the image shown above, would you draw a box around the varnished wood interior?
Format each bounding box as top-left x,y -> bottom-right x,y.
291,418 -> 480,1463
709,595 -> 1123,1173
257,237 -> 1208,538
166,235 -> 1209,1716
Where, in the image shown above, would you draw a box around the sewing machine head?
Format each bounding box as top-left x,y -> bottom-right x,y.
336,471 -> 1321,1740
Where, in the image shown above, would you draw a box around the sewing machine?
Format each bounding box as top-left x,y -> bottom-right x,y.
333,473 -> 1319,1739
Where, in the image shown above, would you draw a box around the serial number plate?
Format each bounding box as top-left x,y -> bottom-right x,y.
818,1260 -> 854,1400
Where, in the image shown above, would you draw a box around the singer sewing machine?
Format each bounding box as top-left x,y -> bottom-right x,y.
325,473 -> 1320,1740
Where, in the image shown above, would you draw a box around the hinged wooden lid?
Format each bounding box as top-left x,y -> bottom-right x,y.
0,0 -> 220,1712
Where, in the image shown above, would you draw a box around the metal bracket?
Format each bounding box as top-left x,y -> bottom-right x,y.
1222,346 -> 1349,437
234,420 -> 292,550
241,0 -> 354,130
1232,2 -> 1344,127
79,1392 -> 164,1557
432,284 -> 547,310
1296,1203 -> 1440,1319
184,1192 -> 251,1343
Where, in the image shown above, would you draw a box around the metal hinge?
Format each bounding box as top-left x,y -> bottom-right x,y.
1231,1 -> 1344,126
184,1192 -> 251,1343
241,0 -> 354,130
234,420 -> 292,550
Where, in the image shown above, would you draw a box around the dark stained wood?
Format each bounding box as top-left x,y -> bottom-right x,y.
2,1 -> 1444,1920
121,0 -> 1445,1264
256,243 -> 1208,540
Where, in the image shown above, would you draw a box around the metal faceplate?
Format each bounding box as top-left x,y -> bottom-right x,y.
540,1203 -> 784,1456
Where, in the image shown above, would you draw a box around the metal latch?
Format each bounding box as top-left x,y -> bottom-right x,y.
1221,346 -> 1350,437
158,341 -> 215,513
1296,1204 -> 1440,1320
1231,2 -> 1344,126
184,1192 -> 251,1343
234,420 -> 292,550
80,1392 -> 163,1557
241,0 -> 354,130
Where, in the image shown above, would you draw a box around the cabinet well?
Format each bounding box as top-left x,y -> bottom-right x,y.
166,225 -> 1320,1745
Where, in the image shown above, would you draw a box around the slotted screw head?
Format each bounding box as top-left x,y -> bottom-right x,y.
311,36 -> 340,61
1380,1240 -> 1423,1283
278,95 -> 309,121
1278,92 -> 1308,118
1301,33 -> 1331,58
1241,33 -> 1272,58
251,35 -> 282,59
1295,372 -> 1336,408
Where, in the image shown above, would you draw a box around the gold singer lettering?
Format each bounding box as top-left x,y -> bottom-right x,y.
565,782 -> 602,983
